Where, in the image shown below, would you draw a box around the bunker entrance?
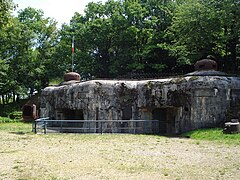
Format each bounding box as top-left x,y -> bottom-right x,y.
53,109 -> 84,132
120,105 -> 132,133
63,109 -> 84,129
63,109 -> 84,120
122,105 -> 132,120
152,108 -> 176,134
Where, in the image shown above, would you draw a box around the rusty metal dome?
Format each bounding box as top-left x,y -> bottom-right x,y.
64,72 -> 80,82
185,58 -> 229,76
194,59 -> 217,71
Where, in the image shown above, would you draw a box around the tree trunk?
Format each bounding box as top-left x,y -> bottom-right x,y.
1,94 -> 5,105
16,94 -> 20,103
13,91 -> 16,103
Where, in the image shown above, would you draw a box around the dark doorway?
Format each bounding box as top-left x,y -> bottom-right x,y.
152,108 -> 167,134
152,108 -> 177,134
122,105 -> 132,120
23,105 -> 32,116
22,104 -> 37,121
121,105 -> 132,133
63,109 -> 84,130
64,109 -> 84,120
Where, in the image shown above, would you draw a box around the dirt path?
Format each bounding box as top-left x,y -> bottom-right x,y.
0,132 -> 239,180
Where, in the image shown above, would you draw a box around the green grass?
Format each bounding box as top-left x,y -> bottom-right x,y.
0,121 -> 239,146
184,128 -> 240,145
0,122 -> 32,133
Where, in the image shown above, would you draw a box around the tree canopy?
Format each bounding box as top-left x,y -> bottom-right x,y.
0,0 -> 240,104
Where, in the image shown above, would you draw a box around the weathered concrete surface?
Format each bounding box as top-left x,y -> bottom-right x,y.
40,73 -> 240,134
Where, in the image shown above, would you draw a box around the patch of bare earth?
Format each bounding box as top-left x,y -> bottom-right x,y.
0,132 -> 239,180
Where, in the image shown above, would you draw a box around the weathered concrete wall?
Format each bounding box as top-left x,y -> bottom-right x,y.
40,75 -> 240,134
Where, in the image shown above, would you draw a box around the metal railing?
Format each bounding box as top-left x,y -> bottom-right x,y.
33,117 -> 160,134
33,117 -> 50,134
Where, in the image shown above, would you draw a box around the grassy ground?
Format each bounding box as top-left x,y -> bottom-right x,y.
184,128 -> 240,145
0,122 -> 239,180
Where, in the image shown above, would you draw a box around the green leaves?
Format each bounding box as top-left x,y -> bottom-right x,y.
0,6 -> 58,104
0,0 -> 15,27
169,0 -> 240,72
57,0 -> 177,78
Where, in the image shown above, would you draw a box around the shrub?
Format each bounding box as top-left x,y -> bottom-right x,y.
8,111 -> 22,120
0,116 -> 21,123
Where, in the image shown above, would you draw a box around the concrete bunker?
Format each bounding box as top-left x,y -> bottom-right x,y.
39,59 -> 240,134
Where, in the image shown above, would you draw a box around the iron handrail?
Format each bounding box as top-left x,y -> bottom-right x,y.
33,117 -> 159,134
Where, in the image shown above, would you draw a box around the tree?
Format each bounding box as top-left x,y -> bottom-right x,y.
0,0 -> 17,104
169,0 -> 240,73
50,24 -> 74,79
15,7 -> 58,94
55,0 -> 177,79
0,0 -> 15,27
215,0 -> 240,73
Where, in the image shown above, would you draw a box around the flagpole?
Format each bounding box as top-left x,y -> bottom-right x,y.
71,36 -> 75,72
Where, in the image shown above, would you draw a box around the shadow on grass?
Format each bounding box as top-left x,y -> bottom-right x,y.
10,131 -> 26,135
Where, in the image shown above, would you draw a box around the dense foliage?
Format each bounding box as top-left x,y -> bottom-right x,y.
0,0 -> 58,104
0,0 -> 240,105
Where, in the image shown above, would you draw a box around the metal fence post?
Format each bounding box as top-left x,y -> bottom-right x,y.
134,121 -> 136,134
34,120 -> 37,134
60,120 -> 63,133
44,120 -> 47,134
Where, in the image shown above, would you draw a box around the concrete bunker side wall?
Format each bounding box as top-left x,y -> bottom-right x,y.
40,76 -> 240,134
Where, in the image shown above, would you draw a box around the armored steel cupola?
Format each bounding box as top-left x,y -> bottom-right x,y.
194,59 -> 217,71
64,72 -> 80,82
59,72 -> 81,85
186,58 -> 227,76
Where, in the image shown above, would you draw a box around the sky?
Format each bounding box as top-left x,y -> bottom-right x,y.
13,0 -> 107,26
